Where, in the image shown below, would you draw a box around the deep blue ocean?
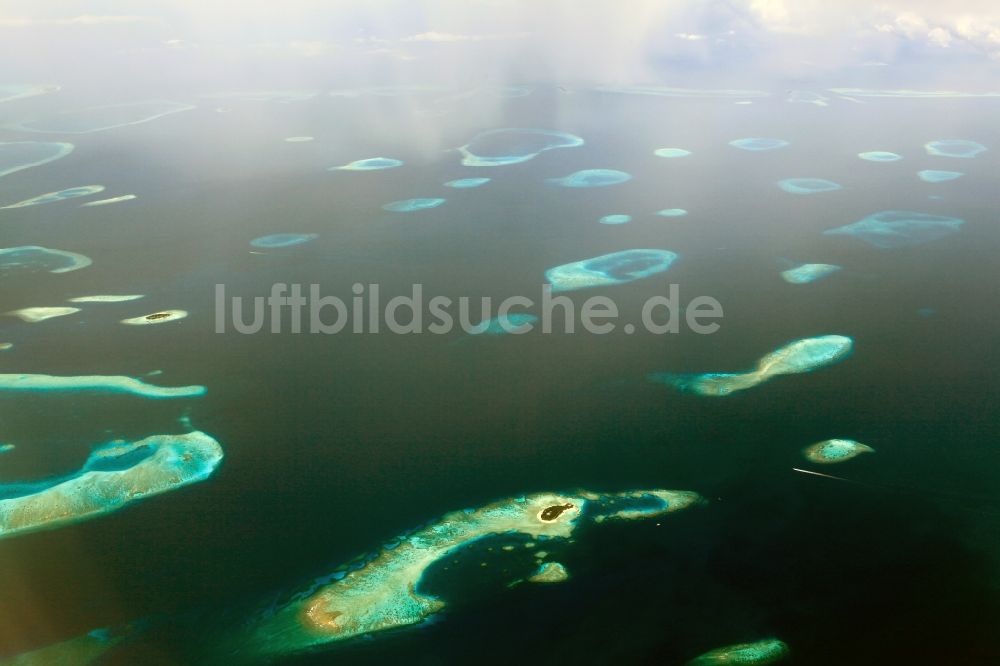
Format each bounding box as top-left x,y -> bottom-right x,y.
1,84 -> 999,665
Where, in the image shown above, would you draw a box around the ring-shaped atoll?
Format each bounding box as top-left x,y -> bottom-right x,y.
7,100 -> 195,134
219,488 -> 703,659
250,233 -> 318,249
917,170 -> 963,183
687,638 -> 790,665
444,177 -> 491,188
858,151 -> 902,162
382,198 -> 446,212
1,185 -> 105,210
0,245 -> 92,274
0,431 -> 223,539
546,249 -> 678,292
780,263 -> 841,284
0,141 -> 74,179
802,439 -> 874,464
776,178 -> 841,195
924,139 -> 986,158
120,310 -> 189,326
823,211 -> 963,248
330,157 -> 403,171
548,169 -> 631,188
457,128 -> 583,167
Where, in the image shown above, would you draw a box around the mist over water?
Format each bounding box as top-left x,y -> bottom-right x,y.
1,2 -> 1000,665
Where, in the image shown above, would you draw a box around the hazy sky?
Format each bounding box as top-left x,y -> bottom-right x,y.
2,1 -> 1000,90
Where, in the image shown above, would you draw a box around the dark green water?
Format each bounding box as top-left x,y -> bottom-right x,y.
1,88 -> 999,664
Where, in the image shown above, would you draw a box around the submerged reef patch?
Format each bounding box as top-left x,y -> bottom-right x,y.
0,373 -> 205,398
0,84 -> 59,104
121,310 -> 188,325
780,263 -> 841,284
802,439 -> 874,464
1,185 -> 105,209
688,638 -> 790,665
787,90 -> 829,106
8,100 -> 195,134
444,177 -> 490,188
599,214 -> 631,225
924,139 -> 986,158
458,128 -> 583,167
68,294 -> 144,303
589,489 -> 703,522
0,245 -> 91,274
5,306 -> 79,322
284,136 -> 314,143
823,210 -> 964,248
729,138 -> 789,151
1,622 -> 147,665
330,157 -> 403,171
545,249 -> 678,292
654,148 -> 691,158
548,169 -> 631,188
250,233 -> 318,249
0,431 -> 223,539
225,487 -> 702,658
469,313 -> 538,335
918,170 -> 963,183
650,335 -> 853,396
595,85 -> 767,99
830,88 -> 1000,98
858,151 -> 902,162
204,90 -> 319,103
382,198 -> 446,212
528,562 -> 569,583
80,194 -> 136,207
776,178 -> 841,194
657,208 -> 688,217
488,85 -> 533,98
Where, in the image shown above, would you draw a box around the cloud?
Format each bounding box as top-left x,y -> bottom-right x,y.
365,48 -> 417,60
286,40 -> 337,57
0,14 -> 151,28
6,0 -> 1000,88
873,7 -> 1000,57
876,12 -> 932,40
401,31 -> 526,43
953,15 -> 1000,44
926,27 -> 953,47
748,0 -> 794,31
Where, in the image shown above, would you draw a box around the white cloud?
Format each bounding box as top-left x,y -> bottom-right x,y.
401,31 -> 525,43
287,40 -> 337,57
0,14 -> 151,28
872,8 -> 1000,56
749,0 -> 792,31
926,27 -> 953,47
362,47 -> 417,61
953,15 -> 1000,44
7,0 -> 1000,86
883,12 -> 930,39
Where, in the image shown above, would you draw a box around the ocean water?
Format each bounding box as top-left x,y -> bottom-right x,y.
1,86 -> 999,665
